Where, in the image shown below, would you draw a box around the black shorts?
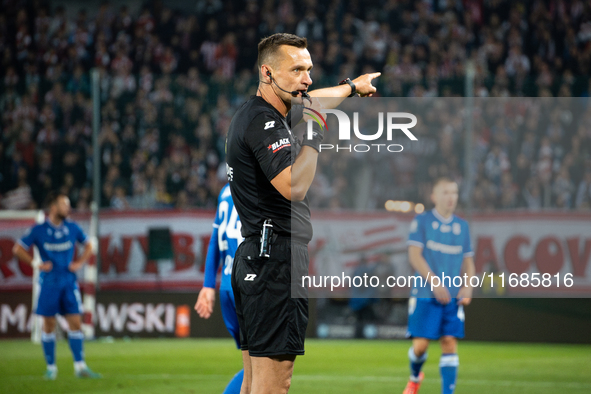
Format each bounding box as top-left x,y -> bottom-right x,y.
231,236 -> 309,357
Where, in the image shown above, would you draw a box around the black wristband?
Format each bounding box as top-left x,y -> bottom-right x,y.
301,120 -> 324,152
339,78 -> 356,97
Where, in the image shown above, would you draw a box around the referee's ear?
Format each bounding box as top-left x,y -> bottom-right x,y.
261,66 -> 272,83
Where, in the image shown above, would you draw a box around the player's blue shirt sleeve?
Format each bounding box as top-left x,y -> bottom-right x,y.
203,224 -> 221,289
407,214 -> 425,248
203,190 -> 225,289
18,225 -> 39,249
73,222 -> 89,244
462,220 -> 474,257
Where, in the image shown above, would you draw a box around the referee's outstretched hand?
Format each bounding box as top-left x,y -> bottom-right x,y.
353,72 -> 381,97
195,287 -> 216,319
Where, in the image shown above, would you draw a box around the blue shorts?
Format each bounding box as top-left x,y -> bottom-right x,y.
406,297 -> 465,340
36,277 -> 83,317
220,288 -> 241,348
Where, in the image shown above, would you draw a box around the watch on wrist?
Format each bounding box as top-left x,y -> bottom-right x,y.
339,78 -> 357,97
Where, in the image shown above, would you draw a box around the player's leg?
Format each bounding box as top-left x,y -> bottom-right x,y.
404,298 -> 443,393
439,336 -> 459,394
438,302 -> 464,394
220,289 -> 243,394
403,337 -> 428,394
250,355 -> 296,394
410,337 -> 429,376
226,370 -> 245,394
62,282 -> 101,378
41,316 -> 58,380
37,279 -> 59,380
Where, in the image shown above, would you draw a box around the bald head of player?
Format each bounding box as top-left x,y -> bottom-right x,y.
431,177 -> 458,218
257,33 -> 312,114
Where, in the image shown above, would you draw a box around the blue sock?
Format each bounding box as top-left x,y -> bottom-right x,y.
68,330 -> 85,363
222,369 -> 244,394
41,332 -> 56,366
408,346 -> 427,381
440,353 -> 459,394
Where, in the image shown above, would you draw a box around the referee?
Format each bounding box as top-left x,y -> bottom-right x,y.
226,33 -> 380,394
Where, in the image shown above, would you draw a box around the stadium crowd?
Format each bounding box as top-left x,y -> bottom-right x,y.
1,0 -> 590,211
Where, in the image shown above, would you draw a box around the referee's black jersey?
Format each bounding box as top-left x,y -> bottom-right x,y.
226,95 -> 313,243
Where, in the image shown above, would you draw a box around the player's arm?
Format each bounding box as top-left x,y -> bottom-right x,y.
195,225 -> 221,319
12,243 -> 52,272
69,241 -> 93,272
13,229 -> 53,272
457,256 -> 475,306
408,245 -> 451,304
457,222 -> 475,305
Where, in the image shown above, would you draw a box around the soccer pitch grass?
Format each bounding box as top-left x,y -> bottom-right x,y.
1,339 -> 590,394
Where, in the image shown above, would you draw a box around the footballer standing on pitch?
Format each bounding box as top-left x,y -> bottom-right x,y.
226,32 -> 380,394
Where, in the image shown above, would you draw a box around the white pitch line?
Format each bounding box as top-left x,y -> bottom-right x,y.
8,373 -> 591,389
296,374 -> 591,389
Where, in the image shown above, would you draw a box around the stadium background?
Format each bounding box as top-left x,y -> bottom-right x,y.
1,0 -> 591,392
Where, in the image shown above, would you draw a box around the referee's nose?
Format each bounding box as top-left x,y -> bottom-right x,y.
302,71 -> 312,88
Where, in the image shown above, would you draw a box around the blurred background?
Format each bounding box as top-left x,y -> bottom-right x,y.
0,0 -> 590,211
1,0 -> 591,345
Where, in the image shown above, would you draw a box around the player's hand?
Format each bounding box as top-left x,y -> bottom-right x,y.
195,287 -> 216,319
432,284 -> 451,305
457,287 -> 473,306
69,260 -> 85,272
39,262 -> 53,272
352,72 -> 381,97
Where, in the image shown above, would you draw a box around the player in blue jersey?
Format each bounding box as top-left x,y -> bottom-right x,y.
195,183 -> 244,394
402,178 -> 475,394
12,192 -> 101,380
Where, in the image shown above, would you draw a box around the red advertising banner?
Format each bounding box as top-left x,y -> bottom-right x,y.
1,210 -> 590,295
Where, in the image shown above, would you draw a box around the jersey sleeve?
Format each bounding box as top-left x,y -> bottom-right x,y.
74,223 -> 89,244
462,221 -> 474,258
244,111 -> 294,182
18,226 -> 38,249
407,215 -> 425,248
203,223 -> 221,289
212,188 -> 225,229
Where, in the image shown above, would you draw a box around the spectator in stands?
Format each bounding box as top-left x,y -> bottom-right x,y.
1,0 -> 591,213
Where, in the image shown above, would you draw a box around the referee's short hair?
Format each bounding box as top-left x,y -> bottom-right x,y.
258,33 -> 307,70
45,191 -> 67,208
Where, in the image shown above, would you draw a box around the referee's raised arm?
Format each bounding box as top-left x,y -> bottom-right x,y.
261,66 -> 380,201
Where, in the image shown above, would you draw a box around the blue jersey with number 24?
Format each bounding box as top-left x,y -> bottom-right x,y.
203,184 -> 243,291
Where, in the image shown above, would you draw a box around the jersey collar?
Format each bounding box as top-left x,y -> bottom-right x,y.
432,208 -> 453,224
46,219 -> 65,230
